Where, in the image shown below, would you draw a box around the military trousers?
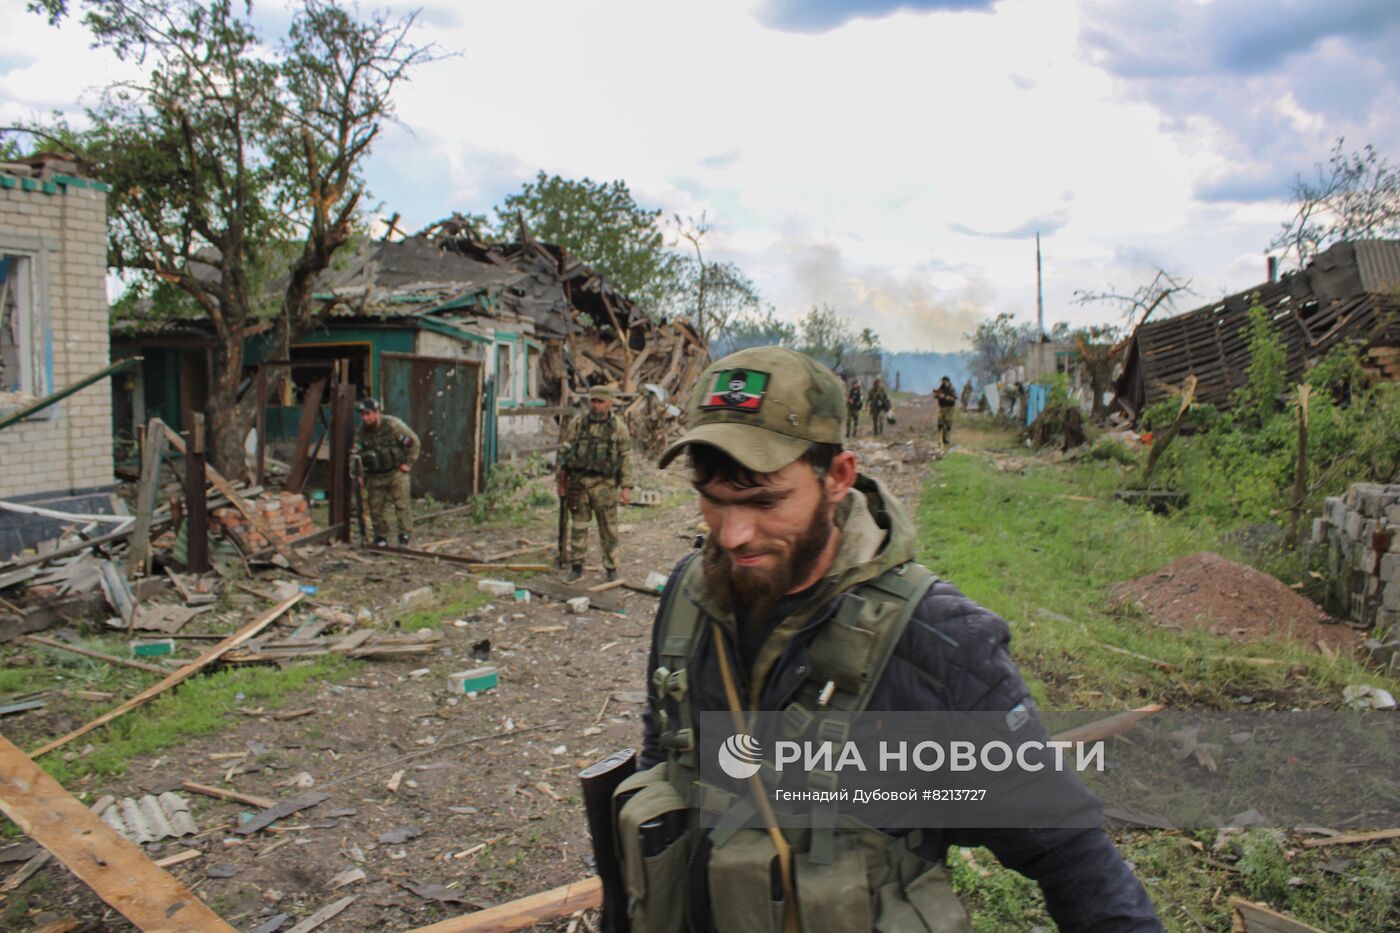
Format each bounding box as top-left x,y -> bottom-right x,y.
366,470 -> 413,539
871,408 -> 886,435
937,406 -> 954,444
847,407 -> 861,436
566,474 -> 620,570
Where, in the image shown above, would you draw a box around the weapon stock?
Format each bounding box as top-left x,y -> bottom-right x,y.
579,748 -> 637,933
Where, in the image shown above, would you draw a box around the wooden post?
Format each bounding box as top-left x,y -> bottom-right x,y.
125,418 -> 167,579
185,413 -> 209,573
329,364 -> 354,543
1284,385 -> 1311,550
285,376 -> 327,494
254,365 -> 267,486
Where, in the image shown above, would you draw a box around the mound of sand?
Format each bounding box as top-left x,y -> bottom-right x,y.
1110,552 -> 1360,651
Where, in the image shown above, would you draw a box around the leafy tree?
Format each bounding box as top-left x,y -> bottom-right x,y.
1272,138 -> 1400,269
1070,323 -> 1121,421
667,212 -> 762,342
494,173 -> 675,312
858,327 -> 881,351
24,0 -> 435,475
1233,303 -> 1288,425
965,311 -> 1024,384
713,306 -> 799,357
797,303 -> 856,368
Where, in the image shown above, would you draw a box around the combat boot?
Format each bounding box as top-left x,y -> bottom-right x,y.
373,536 -> 388,548
398,532 -> 411,547
605,569 -> 618,582
566,563 -> 583,583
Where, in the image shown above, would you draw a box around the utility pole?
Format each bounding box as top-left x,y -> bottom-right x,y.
1036,232 -> 1045,341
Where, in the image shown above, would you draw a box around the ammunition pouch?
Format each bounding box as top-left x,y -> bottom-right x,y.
614,763 -> 689,933
360,447 -> 398,474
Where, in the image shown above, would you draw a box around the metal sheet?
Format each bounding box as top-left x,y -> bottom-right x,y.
381,353 -> 482,503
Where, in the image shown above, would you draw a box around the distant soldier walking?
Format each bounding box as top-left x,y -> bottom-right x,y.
356,398 -> 420,547
934,375 -> 958,447
868,376 -> 891,437
558,385 -> 632,583
845,378 -> 863,436
960,378 -> 974,410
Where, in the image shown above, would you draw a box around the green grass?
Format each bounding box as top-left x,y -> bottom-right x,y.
916,443 -> 1398,708
397,577 -> 497,629
921,427 -> 1399,932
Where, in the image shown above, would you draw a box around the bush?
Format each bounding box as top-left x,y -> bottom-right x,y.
1090,438 -> 1140,465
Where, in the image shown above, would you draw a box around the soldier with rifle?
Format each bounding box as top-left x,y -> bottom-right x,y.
355,398 -> 419,547
557,385 -> 632,583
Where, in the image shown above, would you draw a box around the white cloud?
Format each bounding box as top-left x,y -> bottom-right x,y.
1,0 -> 1389,349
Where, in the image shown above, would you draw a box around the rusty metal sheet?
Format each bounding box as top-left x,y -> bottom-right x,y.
381,353 -> 482,503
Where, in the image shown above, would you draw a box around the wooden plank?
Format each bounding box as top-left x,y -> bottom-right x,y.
29,595 -> 302,758
404,876 -> 601,933
1299,828 -> 1400,849
180,781 -> 276,811
0,734 -> 235,931
1229,897 -> 1328,933
126,418 -> 168,578
286,895 -> 356,933
160,423 -> 313,576
24,635 -> 169,675
329,630 -> 374,653
586,578 -> 626,593
1051,704 -> 1165,746
285,377 -> 327,495
184,413 -> 209,574
524,578 -> 624,613
1,796 -> 112,893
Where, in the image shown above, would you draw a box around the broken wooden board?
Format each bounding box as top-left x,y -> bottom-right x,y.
286,895 -> 356,933
0,795 -> 112,893
1051,704 -> 1165,746
30,594 -> 303,758
405,876 -> 601,933
25,635 -> 168,675
0,733 -> 235,931
1299,828 -> 1400,848
103,603 -> 215,635
181,781 -> 276,810
222,629 -> 441,664
1229,897 -> 1329,933
523,578 -> 625,613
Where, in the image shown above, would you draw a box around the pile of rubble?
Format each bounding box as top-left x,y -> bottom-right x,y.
211,493 -> 315,552
1312,482 -> 1400,665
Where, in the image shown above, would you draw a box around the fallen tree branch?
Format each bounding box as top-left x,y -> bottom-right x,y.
404,876 -> 601,933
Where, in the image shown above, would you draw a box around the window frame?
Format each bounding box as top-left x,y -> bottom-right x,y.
0,235 -> 55,419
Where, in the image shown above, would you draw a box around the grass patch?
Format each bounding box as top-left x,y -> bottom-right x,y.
396,576 -> 497,629
916,440 -> 1397,708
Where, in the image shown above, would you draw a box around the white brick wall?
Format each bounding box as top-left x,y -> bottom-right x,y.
0,177 -> 115,497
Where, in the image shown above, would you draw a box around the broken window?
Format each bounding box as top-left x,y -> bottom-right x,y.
496,342 -> 513,401
0,253 -> 49,410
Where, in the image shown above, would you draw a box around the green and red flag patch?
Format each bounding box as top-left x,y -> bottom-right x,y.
701,369 -> 769,412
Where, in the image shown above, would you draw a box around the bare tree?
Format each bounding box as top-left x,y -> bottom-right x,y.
1271,138 -> 1400,269
1074,269 -> 1195,333
669,212 -> 761,344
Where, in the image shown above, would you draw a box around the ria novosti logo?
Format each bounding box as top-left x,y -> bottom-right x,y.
718,733 -> 763,779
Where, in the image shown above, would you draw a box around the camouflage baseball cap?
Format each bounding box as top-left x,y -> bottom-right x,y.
659,347 -> 845,473
588,385 -> 615,401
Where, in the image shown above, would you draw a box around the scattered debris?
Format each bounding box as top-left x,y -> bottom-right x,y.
377,826 -> 422,845
1342,684 -> 1397,710
102,793 -> 198,843
330,867 -> 367,888
233,791 -> 330,836
181,781 -> 276,810
284,895 -> 356,933
449,666 -> 499,695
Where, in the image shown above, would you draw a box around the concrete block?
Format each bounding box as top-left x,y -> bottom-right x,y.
1382,552 -> 1400,583
1311,518 -> 1327,544
1358,548 -> 1378,573
1343,509 -> 1364,539
1325,496 -> 1344,524
1383,581 -> 1400,612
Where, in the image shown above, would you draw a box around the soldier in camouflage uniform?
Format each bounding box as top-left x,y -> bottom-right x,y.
356,398 -> 420,547
868,376 -> 891,436
557,385 -> 632,582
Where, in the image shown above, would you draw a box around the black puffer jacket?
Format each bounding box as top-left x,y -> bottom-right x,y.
640,479 -> 1163,933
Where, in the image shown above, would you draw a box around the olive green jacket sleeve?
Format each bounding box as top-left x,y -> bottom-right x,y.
390,415 -> 421,467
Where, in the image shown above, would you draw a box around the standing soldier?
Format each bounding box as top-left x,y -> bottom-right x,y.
960,378 -> 974,410
356,398 -> 419,548
845,378 -> 863,437
557,385 -> 632,583
868,376 -> 890,437
934,375 -> 958,447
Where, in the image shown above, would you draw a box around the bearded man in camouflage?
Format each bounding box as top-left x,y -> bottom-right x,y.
557,385 -> 633,583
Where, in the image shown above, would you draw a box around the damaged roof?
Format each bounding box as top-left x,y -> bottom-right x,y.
1114,239 -> 1400,417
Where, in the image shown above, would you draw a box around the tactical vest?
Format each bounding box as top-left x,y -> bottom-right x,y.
562,416 -> 623,476
614,555 -> 974,933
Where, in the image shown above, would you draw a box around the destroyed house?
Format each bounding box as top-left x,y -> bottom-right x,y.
111,227 -> 707,501
1113,240 -> 1400,419
1,156 -> 120,557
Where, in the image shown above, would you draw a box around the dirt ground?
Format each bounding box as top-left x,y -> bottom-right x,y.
1110,551 -> 1365,652
2,399 -> 946,932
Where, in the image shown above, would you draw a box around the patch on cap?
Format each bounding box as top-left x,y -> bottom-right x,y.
700,369 -> 769,413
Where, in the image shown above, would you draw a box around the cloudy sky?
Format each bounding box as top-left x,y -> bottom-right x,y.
3,0 -> 1398,351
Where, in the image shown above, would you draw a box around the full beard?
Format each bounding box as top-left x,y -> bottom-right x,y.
702,489 -> 835,623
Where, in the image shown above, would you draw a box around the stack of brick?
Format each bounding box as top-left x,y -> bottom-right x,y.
1312,482 -> 1400,652
209,507 -> 268,551
277,493 -> 314,539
